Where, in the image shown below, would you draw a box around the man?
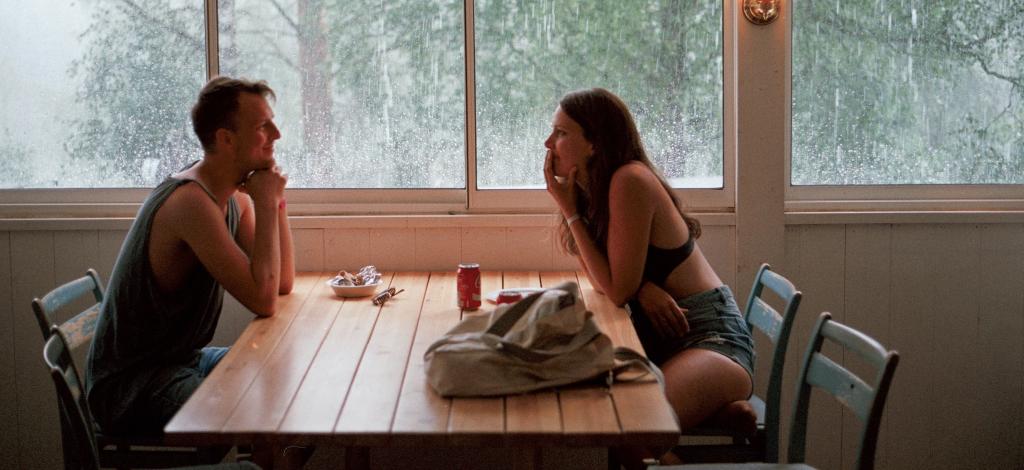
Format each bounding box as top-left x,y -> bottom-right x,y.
86,76 -> 296,434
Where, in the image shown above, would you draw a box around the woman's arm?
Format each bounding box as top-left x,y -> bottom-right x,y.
546,157 -> 653,306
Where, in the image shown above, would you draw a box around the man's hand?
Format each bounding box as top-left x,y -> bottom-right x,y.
244,166 -> 287,205
635,281 -> 689,337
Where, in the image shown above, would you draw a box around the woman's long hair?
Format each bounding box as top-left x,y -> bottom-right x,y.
558,88 -> 701,256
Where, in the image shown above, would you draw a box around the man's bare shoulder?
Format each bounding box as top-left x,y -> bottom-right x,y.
155,182 -> 223,232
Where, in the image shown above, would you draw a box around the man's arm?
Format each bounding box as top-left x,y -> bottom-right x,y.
277,199 -> 294,294
237,192 -> 293,295
168,182 -> 282,316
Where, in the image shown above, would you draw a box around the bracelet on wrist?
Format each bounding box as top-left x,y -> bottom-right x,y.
565,213 -> 581,227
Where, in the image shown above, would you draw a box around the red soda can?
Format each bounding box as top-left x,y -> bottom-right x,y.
457,263 -> 481,310
496,290 -> 524,305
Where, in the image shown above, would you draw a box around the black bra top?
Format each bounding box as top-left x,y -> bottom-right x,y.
642,235 -> 695,286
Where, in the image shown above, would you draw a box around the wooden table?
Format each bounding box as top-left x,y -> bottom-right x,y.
165,271 -> 679,468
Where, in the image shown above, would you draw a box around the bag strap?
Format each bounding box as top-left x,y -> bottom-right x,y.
606,347 -> 665,391
480,313 -> 604,363
484,289 -> 547,336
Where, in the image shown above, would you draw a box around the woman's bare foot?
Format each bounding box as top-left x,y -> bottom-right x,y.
708,400 -> 757,436
658,448 -> 684,465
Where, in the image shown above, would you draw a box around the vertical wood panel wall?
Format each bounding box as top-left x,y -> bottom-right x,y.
2,222 -> 1020,469
780,223 -> 1024,470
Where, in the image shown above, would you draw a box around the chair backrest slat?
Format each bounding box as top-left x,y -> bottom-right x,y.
820,320 -> 891,369
758,268 -> 800,302
31,269 -> 105,343
788,312 -> 900,470
58,305 -> 101,351
741,263 -> 802,463
746,297 -> 782,341
804,352 -> 876,422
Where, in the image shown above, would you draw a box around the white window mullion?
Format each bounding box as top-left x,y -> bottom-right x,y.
464,0 -> 477,211
205,0 -> 219,79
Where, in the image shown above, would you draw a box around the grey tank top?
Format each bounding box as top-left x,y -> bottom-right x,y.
85,173 -> 239,426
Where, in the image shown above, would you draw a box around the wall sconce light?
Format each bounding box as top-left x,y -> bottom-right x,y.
743,0 -> 781,25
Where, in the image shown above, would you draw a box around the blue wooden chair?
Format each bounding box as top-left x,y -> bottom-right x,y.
32,268 -> 105,351
42,329 -> 260,470
33,270 -> 231,470
651,312 -> 900,470
674,263 -> 802,463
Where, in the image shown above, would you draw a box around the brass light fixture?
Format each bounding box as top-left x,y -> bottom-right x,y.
743,0 -> 781,25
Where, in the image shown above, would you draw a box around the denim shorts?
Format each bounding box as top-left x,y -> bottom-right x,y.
628,285 -> 755,382
97,346 -> 229,434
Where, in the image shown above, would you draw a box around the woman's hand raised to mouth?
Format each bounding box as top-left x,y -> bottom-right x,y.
543,150 -> 579,218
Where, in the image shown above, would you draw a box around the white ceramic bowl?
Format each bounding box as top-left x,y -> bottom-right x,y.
327,280 -> 383,298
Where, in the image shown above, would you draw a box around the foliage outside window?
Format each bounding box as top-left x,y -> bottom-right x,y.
792,0 -> 1024,185
474,0 -> 723,189
220,0 -> 467,189
0,0 -> 722,192
0,0 -> 204,188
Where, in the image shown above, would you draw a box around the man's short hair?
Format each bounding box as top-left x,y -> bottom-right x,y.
191,76 -> 276,153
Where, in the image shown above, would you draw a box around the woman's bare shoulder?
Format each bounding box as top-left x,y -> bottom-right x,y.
611,162 -> 661,191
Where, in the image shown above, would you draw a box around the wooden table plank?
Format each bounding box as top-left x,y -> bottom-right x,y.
448,397 -> 505,435
574,273 -> 680,447
446,271 -> 507,439
446,271 -> 547,439
391,272 -> 460,440
503,271 -> 562,438
478,270 -> 502,315
537,272 -> 622,444
538,271 -> 576,291
610,382 -> 680,441
278,274 -> 398,435
502,271 -> 541,289
334,272 -> 430,438
559,387 -> 621,443
222,272 -> 355,435
165,272 -> 322,440
167,270 -> 680,452
575,273 -> 641,351
506,392 -> 562,436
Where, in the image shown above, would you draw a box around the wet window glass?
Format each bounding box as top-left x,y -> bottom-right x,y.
220,0 -> 466,189
792,1 -> 1024,185
474,0 -> 724,189
0,0 -> 205,188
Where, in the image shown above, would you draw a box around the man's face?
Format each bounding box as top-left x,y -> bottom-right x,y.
230,92 -> 281,170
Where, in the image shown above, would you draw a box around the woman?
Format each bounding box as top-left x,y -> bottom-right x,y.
543,88 -> 756,463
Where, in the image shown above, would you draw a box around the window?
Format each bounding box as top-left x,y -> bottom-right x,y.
792,1 -> 1024,187
0,1 -> 727,212
474,0 -> 724,190
0,0 -> 204,189
220,0 -> 466,189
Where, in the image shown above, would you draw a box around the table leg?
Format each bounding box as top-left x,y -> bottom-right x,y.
511,448 -> 542,470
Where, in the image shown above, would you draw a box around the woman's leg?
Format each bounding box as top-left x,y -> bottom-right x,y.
615,348 -> 753,469
661,347 -> 753,430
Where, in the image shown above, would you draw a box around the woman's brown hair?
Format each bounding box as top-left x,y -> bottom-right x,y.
557,88 -> 700,255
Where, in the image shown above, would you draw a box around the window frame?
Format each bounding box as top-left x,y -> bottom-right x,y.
784,0 -> 1024,213
0,0 -> 735,218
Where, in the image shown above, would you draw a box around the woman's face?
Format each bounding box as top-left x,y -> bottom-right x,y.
544,107 -> 593,179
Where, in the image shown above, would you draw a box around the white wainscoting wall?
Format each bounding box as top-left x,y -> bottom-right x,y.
1,218 -> 1020,469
